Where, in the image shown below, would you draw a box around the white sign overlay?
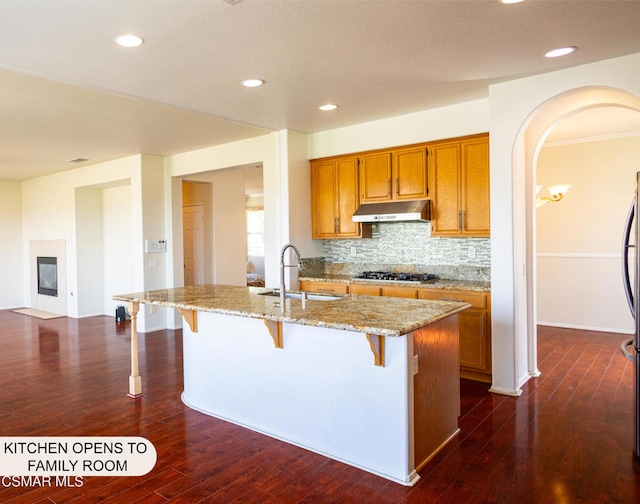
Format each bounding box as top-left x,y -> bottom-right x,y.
0,437 -> 157,476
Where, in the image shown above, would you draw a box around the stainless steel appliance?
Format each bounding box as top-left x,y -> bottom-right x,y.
352,199 -> 431,223
353,271 -> 438,283
621,171 -> 640,458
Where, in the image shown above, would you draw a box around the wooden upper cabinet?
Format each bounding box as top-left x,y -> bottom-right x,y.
429,143 -> 461,235
310,135 -> 484,239
311,157 -> 370,239
311,159 -> 339,238
429,134 -> 490,237
360,147 -> 427,203
461,138 -> 490,235
393,147 -> 428,200
359,152 -> 392,202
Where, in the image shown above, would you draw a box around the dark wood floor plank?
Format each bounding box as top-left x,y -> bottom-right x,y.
0,312 -> 638,503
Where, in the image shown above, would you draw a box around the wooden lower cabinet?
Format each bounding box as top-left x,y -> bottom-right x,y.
418,289 -> 491,383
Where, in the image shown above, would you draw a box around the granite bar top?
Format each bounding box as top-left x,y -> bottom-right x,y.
300,274 -> 491,292
113,284 -> 469,338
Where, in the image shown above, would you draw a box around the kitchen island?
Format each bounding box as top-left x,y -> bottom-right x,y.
113,284 -> 469,485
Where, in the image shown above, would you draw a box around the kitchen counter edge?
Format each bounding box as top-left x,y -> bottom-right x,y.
113,284 -> 470,338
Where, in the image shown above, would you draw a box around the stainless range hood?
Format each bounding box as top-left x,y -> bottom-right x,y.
352,199 -> 431,223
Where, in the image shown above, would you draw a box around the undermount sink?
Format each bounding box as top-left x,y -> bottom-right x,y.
258,290 -> 344,301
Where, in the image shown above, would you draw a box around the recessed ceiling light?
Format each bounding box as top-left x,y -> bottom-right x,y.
115,34 -> 144,48
241,79 -> 265,88
501,0 -> 524,4
545,46 -> 576,58
319,104 -> 338,111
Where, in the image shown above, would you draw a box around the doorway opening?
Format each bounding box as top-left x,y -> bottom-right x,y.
535,107 -> 640,336
518,87 -> 640,379
180,164 -> 264,287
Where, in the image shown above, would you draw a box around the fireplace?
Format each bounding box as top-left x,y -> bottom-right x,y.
37,256 -> 58,297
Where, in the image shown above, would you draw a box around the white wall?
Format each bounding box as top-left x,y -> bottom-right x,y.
278,130 -> 324,290
308,99 -> 490,159
22,172 -> 77,314
75,187 -> 104,317
103,183 -> 134,317
210,169 -> 247,286
21,155 -> 146,320
489,52 -> 640,395
536,135 -> 640,333
138,155 -> 169,331
0,181 -> 23,309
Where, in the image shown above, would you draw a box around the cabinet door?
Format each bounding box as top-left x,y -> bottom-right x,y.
429,143 -> 461,235
393,147 -> 428,200
360,152 -> 392,203
461,138 -> 490,236
418,289 -> 492,382
458,310 -> 489,373
335,157 -> 362,237
311,160 -> 338,238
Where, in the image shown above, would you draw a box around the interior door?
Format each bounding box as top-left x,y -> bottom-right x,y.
183,204 -> 205,285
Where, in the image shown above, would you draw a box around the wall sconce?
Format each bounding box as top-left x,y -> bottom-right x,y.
536,184 -> 571,208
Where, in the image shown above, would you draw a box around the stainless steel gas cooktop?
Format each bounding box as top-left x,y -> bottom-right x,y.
352,271 -> 438,283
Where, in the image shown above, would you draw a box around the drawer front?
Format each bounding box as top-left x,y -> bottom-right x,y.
350,284 -> 382,296
417,289 -> 487,309
300,281 -> 349,294
381,286 -> 418,299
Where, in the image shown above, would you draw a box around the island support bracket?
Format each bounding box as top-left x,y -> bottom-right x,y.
127,302 -> 143,398
263,319 -> 283,348
179,309 -> 198,333
366,334 -> 386,367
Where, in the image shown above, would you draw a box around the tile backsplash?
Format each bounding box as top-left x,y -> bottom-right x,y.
307,221 -> 491,281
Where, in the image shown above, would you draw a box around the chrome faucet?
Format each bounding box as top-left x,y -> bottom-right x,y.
279,243 -> 302,307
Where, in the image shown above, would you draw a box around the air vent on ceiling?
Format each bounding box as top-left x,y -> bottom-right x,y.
68,158 -> 89,164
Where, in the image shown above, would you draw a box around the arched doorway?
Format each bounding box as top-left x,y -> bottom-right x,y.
517,87 -> 640,379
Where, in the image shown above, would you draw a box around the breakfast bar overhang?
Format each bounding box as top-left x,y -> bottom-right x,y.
113,285 -> 469,486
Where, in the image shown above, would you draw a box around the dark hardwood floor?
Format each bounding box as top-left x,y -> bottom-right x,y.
0,310 -> 638,503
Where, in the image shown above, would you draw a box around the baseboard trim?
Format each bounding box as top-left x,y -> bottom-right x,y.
488,386 -> 523,397
537,321 -> 633,335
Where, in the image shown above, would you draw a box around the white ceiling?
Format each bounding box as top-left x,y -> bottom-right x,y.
1,0 -> 640,181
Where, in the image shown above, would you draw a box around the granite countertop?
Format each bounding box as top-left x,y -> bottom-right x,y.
113,284 -> 469,337
300,274 -> 491,292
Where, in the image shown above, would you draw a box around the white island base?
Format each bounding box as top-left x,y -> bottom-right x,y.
181,311 -> 460,486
